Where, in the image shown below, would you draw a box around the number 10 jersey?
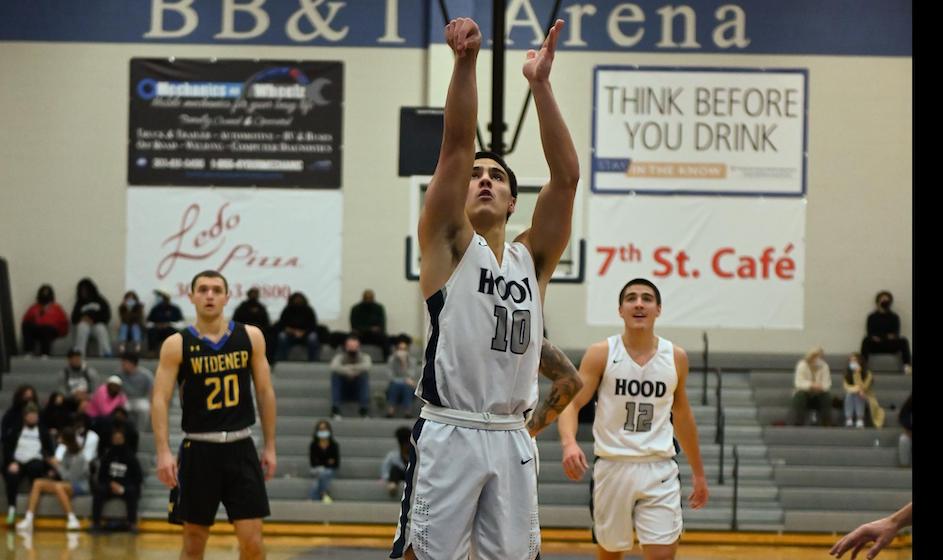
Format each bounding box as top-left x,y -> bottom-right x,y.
594,335 -> 678,459
417,233 -> 544,416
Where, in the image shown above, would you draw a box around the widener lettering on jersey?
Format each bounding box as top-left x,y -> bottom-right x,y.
614,378 -> 668,398
189,351 -> 250,375
478,269 -> 534,303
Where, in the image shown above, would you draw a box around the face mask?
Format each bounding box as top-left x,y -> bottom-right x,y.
125,297 -> 137,307
317,430 -> 331,439
849,362 -> 861,371
879,300 -> 891,310
38,292 -> 52,304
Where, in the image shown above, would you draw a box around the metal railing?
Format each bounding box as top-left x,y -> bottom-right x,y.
731,445 -> 741,530
700,331 -> 709,406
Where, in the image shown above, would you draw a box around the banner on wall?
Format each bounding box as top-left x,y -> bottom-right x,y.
0,1 -> 911,57
126,187 -> 342,319
129,58 -> 343,188
593,67 -> 807,196
587,196 -> 805,329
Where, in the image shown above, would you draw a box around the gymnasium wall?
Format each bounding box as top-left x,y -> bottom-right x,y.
0,1 -> 912,356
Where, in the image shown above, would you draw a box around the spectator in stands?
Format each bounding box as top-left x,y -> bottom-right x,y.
61,349 -> 98,412
2,386 -> 40,449
385,340 -> 418,418
791,346 -> 833,426
85,376 -> 128,420
146,288 -> 183,353
71,278 -> 112,357
90,425 -> 142,533
898,393 -> 912,468
95,407 -> 139,459
350,289 -> 389,358
842,353 -> 885,428
275,292 -> 321,362
861,290 -> 912,375
21,284 -> 69,358
330,335 -> 372,419
380,426 -> 412,498
116,290 -> 145,354
15,426 -> 88,533
308,420 -> 339,504
233,287 -> 274,362
41,392 -> 71,441
3,403 -> 54,525
116,351 -> 153,428
71,414 -> 99,471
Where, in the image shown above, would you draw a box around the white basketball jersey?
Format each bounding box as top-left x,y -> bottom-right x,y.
417,233 -> 543,415
593,335 -> 678,459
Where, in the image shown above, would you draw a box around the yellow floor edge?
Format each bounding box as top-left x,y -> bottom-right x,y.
21,519 -> 912,550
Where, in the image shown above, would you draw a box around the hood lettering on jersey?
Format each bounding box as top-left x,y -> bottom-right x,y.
477,269 -> 533,303
615,378 -> 668,398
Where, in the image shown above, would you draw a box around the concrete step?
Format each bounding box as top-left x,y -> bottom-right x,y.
768,446 -> 899,468
779,488 -> 911,511
775,466 -> 912,489
763,426 -> 905,447
784,510 -> 915,533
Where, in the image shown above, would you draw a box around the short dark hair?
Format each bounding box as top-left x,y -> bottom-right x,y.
66,349 -> 82,358
475,151 -> 518,199
190,270 -> 229,293
619,278 -> 661,306
120,350 -> 139,365
875,290 -> 893,305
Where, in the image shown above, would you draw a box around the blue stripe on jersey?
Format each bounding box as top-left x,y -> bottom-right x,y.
187,320 -> 235,351
391,418 -> 425,558
419,290 -> 445,406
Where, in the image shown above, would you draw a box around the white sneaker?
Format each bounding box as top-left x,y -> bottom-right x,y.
855,419 -> 865,428
15,517 -> 32,533
66,515 -> 81,531
903,364 -> 912,376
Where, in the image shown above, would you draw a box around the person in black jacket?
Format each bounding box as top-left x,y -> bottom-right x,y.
71,277 -> 112,357
860,290 -> 912,375
40,391 -> 71,441
233,288 -> 275,363
275,292 -> 321,362
3,403 -> 55,525
90,426 -> 142,532
898,394 -> 912,467
308,420 -> 339,503
1,386 -> 39,450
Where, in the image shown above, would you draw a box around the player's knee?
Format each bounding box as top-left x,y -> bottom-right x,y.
238,532 -> 264,559
181,526 -> 210,554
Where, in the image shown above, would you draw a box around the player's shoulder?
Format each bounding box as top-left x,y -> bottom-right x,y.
158,332 -> 183,362
581,339 -> 612,367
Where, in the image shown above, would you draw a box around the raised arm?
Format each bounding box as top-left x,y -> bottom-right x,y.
151,333 -> 182,489
248,326 -> 277,480
527,339 -> 583,437
558,341 -> 607,480
518,20 -> 580,291
670,346 -> 708,510
417,17 -> 481,298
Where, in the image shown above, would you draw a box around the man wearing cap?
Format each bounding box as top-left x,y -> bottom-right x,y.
147,288 -> 184,354
393,16 -> 581,560
85,376 -> 128,420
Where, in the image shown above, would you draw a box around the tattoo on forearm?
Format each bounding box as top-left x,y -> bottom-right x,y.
527,339 -> 583,435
